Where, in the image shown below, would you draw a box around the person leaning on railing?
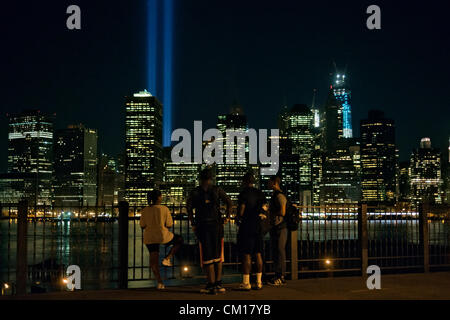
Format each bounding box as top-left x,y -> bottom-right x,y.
140,190 -> 183,290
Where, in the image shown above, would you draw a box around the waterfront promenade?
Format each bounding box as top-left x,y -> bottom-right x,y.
5,272 -> 450,300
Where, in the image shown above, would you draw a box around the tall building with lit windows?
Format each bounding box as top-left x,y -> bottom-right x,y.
360,110 -> 397,204
320,139 -> 361,204
332,72 -> 353,138
162,163 -> 200,205
54,125 -> 98,206
324,90 -> 343,152
6,110 -> 54,205
215,102 -> 252,201
125,90 -> 163,206
279,104 -> 315,204
409,138 -> 442,205
446,138 -> 450,204
97,153 -> 125,206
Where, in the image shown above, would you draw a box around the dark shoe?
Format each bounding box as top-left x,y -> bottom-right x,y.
214,281 -> 226,293
237,283 -> 252,291
200,284 -> 216,295
267,277 -> 286,286
252,282 -> 263,290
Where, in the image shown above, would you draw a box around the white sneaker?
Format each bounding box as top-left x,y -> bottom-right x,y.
156,283 -> 165,290
238,282 -> 251,291
162,258 -> 173,267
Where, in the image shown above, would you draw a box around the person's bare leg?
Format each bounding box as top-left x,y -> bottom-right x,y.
255,253 -> 263,273
214,262 -> 223,282
242,254 -> 252,275
205,264 -> 215,285
165,237 -> 183,260
150,252 -> 163,284
255,253 -> 263,286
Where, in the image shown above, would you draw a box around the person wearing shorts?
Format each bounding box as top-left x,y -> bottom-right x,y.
140,190 -> 183,290
236,172 -> 267,291
187,168 -> 232,295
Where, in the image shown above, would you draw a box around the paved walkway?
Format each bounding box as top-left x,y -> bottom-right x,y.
5,272 -> 450,300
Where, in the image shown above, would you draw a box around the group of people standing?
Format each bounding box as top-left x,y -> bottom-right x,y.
140,168 -> 290,295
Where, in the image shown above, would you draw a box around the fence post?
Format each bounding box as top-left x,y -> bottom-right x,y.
358,203 -> 368,278
118,201 -> 129,289
290,229 -> 298,280
16,200 -> 28,295
419,203 -> 430,273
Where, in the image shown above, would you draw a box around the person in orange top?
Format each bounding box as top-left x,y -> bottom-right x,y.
140,190 -> 183,290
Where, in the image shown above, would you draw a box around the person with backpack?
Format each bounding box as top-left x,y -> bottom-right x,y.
236,172 -> 267,291
267,175 -> 288,286
140,190 -> 184,290
186,168 -> 232,295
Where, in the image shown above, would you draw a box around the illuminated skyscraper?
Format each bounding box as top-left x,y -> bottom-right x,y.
97,153 -> 125,206
54,125 -> 98,206
320,139 -> 361,204
216,102 -> 252,201
332,72 -> 353,138
7,110 -> 54,205
409,138 -> 442,205
125,90 -> 163,206
162,163 -> 200,205
324,90 -> 343,152
447,138 -> 450,203
311,89 -> 321,129
360,110 -> 397,204
398,161 -> 411,203
311,142 -> 323,206
279,104 -> 315,204
321,86 -> 361,204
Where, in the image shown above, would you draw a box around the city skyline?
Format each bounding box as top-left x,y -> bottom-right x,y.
1,89 -> 447,206
1,0 -> 450,174
1,66 -> 448,170
2,0 -> 450,305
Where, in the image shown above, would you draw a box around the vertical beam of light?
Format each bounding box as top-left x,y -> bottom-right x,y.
162,0 -> 174,147
147,0 -> 158,96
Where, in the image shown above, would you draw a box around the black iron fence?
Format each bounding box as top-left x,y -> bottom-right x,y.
0,201 -> 449,294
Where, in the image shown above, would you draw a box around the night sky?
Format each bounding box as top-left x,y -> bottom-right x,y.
1,0 -> 449,172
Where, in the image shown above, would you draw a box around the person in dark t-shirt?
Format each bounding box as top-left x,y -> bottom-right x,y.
186,168 -> 232,295
236,172 -> 267,291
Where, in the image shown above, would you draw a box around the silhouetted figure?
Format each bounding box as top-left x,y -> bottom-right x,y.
186,168 -> 232,295
236,172 -> 267,291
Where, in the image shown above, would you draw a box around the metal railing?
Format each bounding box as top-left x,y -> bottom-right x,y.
1,201 -> 449,294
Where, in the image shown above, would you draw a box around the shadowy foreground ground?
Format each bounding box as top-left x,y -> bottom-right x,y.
4,272 -> 450,300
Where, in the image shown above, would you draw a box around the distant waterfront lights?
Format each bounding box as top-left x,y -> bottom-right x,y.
1,283 -> 10,296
